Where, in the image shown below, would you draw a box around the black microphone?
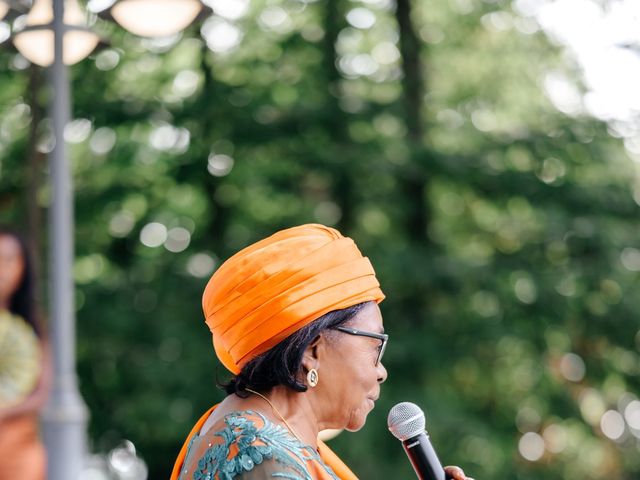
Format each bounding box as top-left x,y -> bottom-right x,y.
388,402 -> 452,480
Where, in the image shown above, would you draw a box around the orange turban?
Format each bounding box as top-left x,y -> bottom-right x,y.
202,223 -> 385,374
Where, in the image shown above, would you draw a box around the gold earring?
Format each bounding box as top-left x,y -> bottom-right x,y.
307,368 -> 319,387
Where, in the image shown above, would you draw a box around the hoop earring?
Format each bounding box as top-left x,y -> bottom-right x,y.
307,368 -> 319,387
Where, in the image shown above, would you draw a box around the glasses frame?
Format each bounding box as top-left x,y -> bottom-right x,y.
334,326 -> 388,366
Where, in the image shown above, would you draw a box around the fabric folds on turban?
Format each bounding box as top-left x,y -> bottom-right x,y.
202,223 -> 385,374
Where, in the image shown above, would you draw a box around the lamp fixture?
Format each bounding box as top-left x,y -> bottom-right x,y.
107,0 -> 205,38
13,0 -> 100,66
0,0 -> 10,21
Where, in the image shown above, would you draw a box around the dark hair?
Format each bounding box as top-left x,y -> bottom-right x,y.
222,301 -> 370,396
0,227 -> 42,337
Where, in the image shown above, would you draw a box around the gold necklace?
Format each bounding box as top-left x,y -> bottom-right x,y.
245,388 -> 304,444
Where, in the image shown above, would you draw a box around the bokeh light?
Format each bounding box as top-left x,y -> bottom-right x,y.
186,253 -> 217,278
90,127 -> 117,155
207,153 -> 234,177
205,0 -> 249,20
542,424 -> 568,454
560,353 -> 586,382
346,8 -> 376,30
139,222 -> 167,248
519,432 -> 545,462
580,389 -> 607,426
624,400 -> 640,434
164,227 -> 191,253
201,17 -> 242,53
600,410 -> 625,441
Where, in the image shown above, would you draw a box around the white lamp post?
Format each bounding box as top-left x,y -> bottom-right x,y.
37,0 -> 91,477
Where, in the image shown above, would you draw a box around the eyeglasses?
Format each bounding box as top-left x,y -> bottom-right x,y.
334,326 -> 388,366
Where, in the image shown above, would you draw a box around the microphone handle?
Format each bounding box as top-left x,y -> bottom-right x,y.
401,432 -> 452,480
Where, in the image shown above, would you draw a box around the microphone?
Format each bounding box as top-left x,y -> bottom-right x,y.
388,402 -> 452,480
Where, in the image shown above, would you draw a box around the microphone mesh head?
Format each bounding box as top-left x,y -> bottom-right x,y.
387,402 -> 426,441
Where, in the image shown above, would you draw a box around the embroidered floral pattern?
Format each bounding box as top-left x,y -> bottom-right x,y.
184,411 -> 338,480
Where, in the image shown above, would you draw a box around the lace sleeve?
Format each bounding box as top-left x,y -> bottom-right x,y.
235,456 -> 305,479
179,411 -> 328,480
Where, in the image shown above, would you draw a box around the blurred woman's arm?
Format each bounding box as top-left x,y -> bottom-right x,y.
0,341 -> 51,422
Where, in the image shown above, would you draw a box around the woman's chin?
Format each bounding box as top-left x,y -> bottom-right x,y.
344,423 -> 364,433
344,409 -> 371,432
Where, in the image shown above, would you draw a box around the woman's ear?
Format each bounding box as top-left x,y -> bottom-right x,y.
301,334 -> 323,372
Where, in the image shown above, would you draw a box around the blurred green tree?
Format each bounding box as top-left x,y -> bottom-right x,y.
1,0 -> 639,479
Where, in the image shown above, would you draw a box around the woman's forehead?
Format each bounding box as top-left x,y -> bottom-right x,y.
349,302 -> 384,332
0,235 -> 22,256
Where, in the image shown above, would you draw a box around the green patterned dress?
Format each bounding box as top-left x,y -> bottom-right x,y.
178,410 -> 340,480
0,310 -> 40,408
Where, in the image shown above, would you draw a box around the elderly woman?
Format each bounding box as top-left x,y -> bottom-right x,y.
172,224 -> 468,480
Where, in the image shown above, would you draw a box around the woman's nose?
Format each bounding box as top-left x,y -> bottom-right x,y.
377,362 -> 388,384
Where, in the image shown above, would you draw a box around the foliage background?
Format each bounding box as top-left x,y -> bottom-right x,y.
1,0 -> 640,478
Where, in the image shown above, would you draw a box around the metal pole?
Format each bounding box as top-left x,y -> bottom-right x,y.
41,0 -> 89,478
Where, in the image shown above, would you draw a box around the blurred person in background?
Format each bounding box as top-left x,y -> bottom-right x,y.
0,227 -> 50,480
172,224 -> 469,480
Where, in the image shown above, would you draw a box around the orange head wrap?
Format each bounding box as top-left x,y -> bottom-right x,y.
202,223 -> 385,374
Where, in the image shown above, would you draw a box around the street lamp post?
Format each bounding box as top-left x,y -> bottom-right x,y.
40,1 -> 89,478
